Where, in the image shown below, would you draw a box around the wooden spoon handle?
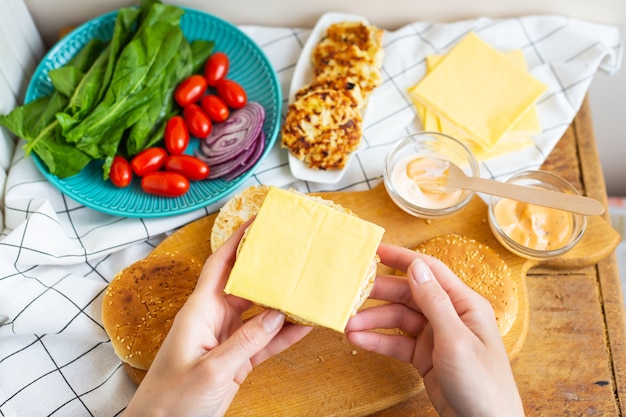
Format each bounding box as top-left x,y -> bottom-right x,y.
464,177 -> 605,216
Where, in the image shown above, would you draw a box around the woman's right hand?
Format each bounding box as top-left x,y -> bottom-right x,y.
345,243 -> 525,417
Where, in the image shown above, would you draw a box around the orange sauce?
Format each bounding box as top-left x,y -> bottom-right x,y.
493,197 -> 574,250
390,155 -> 463,209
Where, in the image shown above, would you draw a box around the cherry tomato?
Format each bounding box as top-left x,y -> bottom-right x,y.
110,155 -> 132,188
183,103 -> 212,138
130,147 -> 168,177
165,154 -> 210,181
204,52 -> 230,87
216,79 -> 247,109
141,171 -> 190,197
200,95 -> 230,123
164,115 -> 189,155
174,74 -> 207,107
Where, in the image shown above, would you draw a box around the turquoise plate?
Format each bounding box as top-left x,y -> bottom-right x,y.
25,7 -> 281,218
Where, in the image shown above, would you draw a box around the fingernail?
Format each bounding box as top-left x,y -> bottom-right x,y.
262,310 -> 285,333
409,259 -> 433,284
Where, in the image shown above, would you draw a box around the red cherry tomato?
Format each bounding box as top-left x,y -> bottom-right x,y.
204,52 -> 230,87
216,79 -> 247,109
130,147 -> 168,177
165,154 -> 210,181
110,155 -> 132,188
164,115 -> 189,155
141,171 -> 190,197
200,95 -> 230,123
183,103 -> 212,138
174,74 -> 207,107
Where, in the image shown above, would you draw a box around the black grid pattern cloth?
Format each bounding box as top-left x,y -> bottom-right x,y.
0,14 -> 622,417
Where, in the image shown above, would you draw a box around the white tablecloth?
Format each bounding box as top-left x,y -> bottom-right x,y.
0,10 -> 622,416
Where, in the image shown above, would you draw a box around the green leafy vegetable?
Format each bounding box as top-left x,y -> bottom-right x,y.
0,0 -> 215,180
55,7 -> 141,135
126,38 -> 215,155
48,38 -> 105,97
0,36 -> 112,177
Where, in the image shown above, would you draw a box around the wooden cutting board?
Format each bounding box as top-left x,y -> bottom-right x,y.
144,182 -> 620,417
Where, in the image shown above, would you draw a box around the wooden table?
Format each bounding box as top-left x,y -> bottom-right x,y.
371,96 -> 626,416
135,96 -> 623,416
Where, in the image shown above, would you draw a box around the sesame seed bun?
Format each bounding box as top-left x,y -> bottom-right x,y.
414,233 -> 518,336
101,252 -> 202,373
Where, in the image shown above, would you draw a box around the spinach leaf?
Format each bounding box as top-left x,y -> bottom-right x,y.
66,21 -> 184,160
1,0 -> 219,181
190,39 -> 216,73
1,34 -> 105,139
55,7 -> 141,134
124,38 -> 215,156
0,34 -> 114,177
0,5 -> 145,180
3,93 -> 93,177
49,38 -> 105,97
0,93 -> 64,143
125,39 -> 192,155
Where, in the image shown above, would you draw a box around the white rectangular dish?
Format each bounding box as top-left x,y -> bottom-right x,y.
286,12 -> 370,184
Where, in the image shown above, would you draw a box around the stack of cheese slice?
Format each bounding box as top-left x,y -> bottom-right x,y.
408,32 -> 547,161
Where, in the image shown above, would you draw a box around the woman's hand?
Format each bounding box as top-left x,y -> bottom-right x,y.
345,243 -> 524,417
123,223 -> 312,417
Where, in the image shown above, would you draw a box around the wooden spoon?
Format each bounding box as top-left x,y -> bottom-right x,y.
409,159 -> 605,216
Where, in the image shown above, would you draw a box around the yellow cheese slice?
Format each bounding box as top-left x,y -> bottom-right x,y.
499,50 -> 541,135
409,32 -> 547,147
224,187 -> 385,332
469,134 -> 534,161
423,108 -> 441,132
431,113 -> 533,160
410,93 -> 440,132
421,51 -> 541,135
412,108 -> 532,161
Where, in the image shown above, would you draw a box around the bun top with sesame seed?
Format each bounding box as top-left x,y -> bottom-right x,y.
101,252 -> 202,371
414,233 -> 518,337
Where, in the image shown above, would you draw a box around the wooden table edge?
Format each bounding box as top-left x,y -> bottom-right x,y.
575,96 -> 626,415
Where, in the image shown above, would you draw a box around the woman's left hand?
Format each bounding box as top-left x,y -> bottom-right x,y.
123,222 -> 312,417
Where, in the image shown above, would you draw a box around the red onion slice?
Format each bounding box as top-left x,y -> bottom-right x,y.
199,101 -> 265,160
207,131 -> 266,180
195,101 -> 267,181
223,131 -> 266,181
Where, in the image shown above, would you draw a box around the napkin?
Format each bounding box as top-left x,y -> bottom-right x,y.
408,32 -> 547,158
0,13 -> 622,417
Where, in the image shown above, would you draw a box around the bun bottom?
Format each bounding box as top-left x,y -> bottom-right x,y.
123,362 -> 147,385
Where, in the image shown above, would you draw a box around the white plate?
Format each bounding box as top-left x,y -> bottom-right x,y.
287,12 -> 369,184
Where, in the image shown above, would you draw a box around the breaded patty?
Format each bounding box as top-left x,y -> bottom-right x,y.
281,89 -> 362,170
313,48 -> 382,98
294,75 -> 365,110
313,48 -> 382,97
313,21 -> 383,66
312,22 -> 384,98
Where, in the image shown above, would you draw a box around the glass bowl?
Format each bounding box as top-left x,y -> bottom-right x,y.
383,132 -> 479,218
487,170 -> 587,260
